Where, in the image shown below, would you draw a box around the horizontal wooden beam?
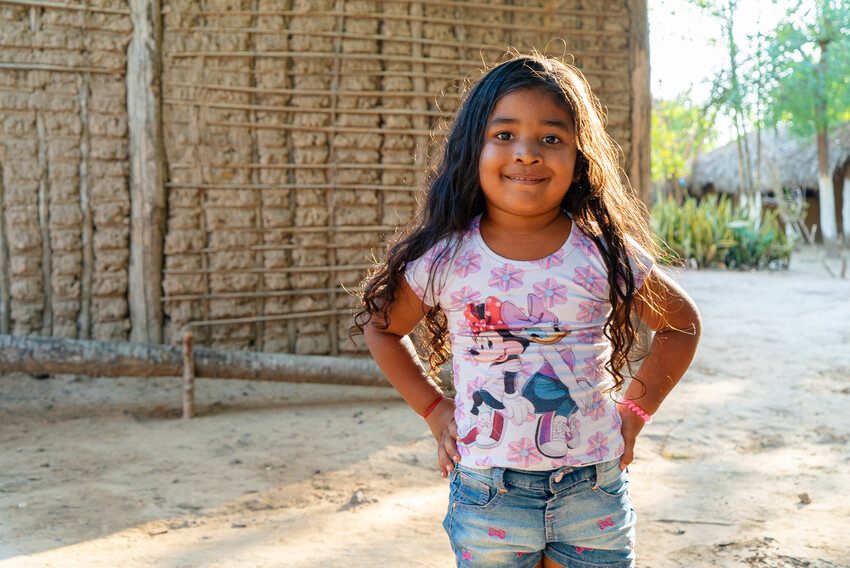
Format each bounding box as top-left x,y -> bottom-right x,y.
0,334 -> 386,387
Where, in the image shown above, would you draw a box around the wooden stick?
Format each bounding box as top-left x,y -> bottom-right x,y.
0,0 -> 130,14
167,162 -> 426,171
655,518 -> 734,527
182,331 -> 195,419
162,286 -> 350,302
36,112 -> 54,336
202,119 -> 437,137
188,10 -> 629,35
0,62 -> 125,74
163,80 -> 461,99
168,50 -> 485,67
162,263 -> 371,276
184,309 -> 353,328
0,333 -> 387,387
367,0 -> 627,17
165,28 -> 631,59
163,98 -> 450,117
165,182 -> 420,192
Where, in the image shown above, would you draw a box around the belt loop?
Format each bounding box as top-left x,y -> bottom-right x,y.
493,467 -> 508,494
592,462 -> 605,490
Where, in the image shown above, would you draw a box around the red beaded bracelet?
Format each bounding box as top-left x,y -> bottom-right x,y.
422,395 -> 446,419
622,399 -> 653,424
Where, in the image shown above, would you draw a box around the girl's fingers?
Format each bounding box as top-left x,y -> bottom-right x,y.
443,433 -> 460,463
436,445 -> 453,478
448,419 -> 459,440
620,443 -> 635,470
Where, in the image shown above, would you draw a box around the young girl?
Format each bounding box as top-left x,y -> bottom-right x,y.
352,54 -> 701,568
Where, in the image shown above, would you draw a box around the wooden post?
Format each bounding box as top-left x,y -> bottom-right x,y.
127,0 -> 166,343
182,331 -> 195,419
628,0 -> 651,207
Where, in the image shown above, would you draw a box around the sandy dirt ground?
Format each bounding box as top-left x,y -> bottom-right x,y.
1,246 -> 849,568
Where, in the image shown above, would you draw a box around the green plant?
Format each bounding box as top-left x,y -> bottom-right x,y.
651,194 -> 793,269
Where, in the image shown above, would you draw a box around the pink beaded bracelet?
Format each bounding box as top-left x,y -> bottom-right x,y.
622,399 -> 653,424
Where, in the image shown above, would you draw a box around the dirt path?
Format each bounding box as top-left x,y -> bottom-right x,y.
1,246 -> 848,567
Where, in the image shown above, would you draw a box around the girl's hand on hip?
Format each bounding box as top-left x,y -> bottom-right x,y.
617,405 -> 646,471
424,397 -> 459,478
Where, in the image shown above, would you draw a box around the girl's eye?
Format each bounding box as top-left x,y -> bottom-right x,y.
487,340 -> 493,349
495,132 -> 512,141
543,135 -> 561,144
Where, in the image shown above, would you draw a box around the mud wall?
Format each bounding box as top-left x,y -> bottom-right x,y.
0,0 -> 644,355
0,1 -> 131,341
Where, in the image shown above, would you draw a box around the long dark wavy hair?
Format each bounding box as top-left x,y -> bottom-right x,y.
350,53 -> 661,393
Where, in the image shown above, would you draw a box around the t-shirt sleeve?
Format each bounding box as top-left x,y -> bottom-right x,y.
404,239 -> 456,307
625,235 -> 655,290
403,253 -> 438,307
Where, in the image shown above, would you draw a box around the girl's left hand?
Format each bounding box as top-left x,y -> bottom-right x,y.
617,405 -> 646,471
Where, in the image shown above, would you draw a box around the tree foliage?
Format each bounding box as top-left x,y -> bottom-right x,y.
651,94 -> 717,184
761,0 -> 850,135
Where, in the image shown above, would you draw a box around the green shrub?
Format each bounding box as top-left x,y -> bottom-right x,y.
651,194 -> 793,269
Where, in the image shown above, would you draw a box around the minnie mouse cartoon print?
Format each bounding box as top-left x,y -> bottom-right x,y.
459,294 -> 593,459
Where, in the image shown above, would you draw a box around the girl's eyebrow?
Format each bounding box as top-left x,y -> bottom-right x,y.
488,116 -> 571,131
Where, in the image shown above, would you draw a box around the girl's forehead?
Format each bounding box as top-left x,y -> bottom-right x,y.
488,88 -> 574,126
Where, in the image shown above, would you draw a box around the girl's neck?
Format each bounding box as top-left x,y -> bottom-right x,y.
478,208 -> 572,262
480,208 -> 565,238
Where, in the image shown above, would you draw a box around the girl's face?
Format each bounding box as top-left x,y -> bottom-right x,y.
478,87 -> 578,219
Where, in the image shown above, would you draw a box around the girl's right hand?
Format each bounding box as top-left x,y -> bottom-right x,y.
424,397 -> 460,478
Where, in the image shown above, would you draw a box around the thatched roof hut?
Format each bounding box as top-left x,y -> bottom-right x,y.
690,122 -> 850,195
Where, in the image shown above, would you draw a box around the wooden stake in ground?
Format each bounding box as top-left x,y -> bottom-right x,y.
182,331 -> 195,419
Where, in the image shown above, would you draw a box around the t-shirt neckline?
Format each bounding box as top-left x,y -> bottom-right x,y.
472,213 -> 575,266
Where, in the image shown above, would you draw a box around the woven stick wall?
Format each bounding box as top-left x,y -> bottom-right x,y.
159,0 -> 643,356
0,0 -> 132,341
0,0 -> 647,354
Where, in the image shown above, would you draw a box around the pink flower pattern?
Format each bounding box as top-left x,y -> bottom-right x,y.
532,278 -> 568,308
572,230 -> 599,258
536,249 -> 566,269
573,265 -> 607,296
475,456 -> 494,468
507,437 -> 543,468
582,391 -> 607,420
577,328 -> 604,344
454,397 -> 466,423
587,431 -> 610,461
582,358 -> 605,383
451,285 -> 481,309
455,250 -> 482,278
576,300 -> 606,323
488,263 -> 525,292
550,454 -> 584,468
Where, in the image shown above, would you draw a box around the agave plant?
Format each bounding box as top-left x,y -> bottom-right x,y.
651,194 -> 793,269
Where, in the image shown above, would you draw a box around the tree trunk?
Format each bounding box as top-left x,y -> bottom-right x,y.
814,38 -> 837,246
629,0 -> 651,207
127,0 -> 166,343
0,334 -> 387,387
842,171 -> 850,245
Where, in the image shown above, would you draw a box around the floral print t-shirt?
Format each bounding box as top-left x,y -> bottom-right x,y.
404,215 -> 654,471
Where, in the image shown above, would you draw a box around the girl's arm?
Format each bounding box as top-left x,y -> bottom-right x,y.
618,266 -> 702,469
363,278 -> 460,477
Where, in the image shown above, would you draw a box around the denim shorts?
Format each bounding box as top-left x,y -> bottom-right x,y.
443,457 -> 636,567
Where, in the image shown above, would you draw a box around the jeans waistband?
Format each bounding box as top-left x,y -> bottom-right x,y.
457,458 -> 618,493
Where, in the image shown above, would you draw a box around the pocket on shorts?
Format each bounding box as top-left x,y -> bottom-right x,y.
451,467 -> 498,508
593,458 -> 630,501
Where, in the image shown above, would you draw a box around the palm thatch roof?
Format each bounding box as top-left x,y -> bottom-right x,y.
690,122 -> 850,195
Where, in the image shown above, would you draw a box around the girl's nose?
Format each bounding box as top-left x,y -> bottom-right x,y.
513,144 -> 542,164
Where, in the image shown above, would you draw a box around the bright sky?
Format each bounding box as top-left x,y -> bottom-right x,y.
648,0 -> 798,105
